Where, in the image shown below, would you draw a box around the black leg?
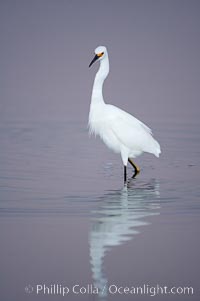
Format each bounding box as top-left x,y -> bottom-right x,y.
124,165 -> 127,183
128,158 -> 140,178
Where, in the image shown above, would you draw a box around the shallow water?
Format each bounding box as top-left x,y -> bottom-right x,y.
0,120 -> 200,300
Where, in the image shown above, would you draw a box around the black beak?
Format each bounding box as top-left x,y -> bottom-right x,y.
89,54 -> 99,68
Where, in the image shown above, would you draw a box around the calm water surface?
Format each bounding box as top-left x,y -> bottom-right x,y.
0,120 -> 200,301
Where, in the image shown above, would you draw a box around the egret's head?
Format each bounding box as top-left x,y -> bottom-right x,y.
89,46 -> 107,67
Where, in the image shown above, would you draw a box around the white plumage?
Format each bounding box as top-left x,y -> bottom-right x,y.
89,46 -> 161,181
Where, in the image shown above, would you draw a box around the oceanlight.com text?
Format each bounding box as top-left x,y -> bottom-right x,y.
25,283 -> 194,297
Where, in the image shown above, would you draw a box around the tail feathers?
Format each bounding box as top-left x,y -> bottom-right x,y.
146,138 -> 161,158
155,147 -> 161,158
153,140 -> 161,158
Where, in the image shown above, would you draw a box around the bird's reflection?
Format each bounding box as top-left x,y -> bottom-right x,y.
89,178 -> 160,299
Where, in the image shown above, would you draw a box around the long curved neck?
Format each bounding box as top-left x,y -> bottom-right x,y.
91,55 -> 109,105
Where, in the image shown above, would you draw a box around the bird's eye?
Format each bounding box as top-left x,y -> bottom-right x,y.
97,52 -> 104,58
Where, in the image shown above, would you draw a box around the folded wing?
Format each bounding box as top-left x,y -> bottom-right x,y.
106,105 -> 161,157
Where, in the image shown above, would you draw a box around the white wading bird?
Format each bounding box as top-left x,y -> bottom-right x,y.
88,46 -> 161,182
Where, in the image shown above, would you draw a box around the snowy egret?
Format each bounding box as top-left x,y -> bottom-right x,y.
89,46 -> 161,182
